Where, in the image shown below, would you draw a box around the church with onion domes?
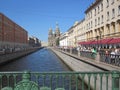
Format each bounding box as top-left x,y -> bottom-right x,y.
48,24 -> 61,46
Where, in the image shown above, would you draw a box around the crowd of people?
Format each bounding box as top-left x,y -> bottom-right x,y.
60,46 -> 120,66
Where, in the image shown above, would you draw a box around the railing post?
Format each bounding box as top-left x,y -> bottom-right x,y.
112,71 -> 120,90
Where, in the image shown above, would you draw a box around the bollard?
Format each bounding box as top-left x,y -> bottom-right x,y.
112,71 -> 120,90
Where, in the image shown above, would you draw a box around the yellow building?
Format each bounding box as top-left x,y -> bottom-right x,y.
67,21 -> 81,47
85,0 -> 120,40
60,0 -> 120,49
76,19 -> 86,45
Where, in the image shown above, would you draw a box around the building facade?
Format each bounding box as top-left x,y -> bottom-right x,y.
76,19 -> 86,42
28,36 -> 41,47
48,24 -> 60,47
0,13 -> 28,50
59,32 -> 68,48
84,0 -> 120,48
85,0 -> 120,40
61,0 -> 120,49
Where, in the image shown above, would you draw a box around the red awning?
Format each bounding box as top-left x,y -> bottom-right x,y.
78,40 -> 95,45
91,38 -> 113,44
78,38 -> 114,45
99,38 -> 113,44
78,38 -> 120,45
78,41 -> 86,45
107,38 -> 120,44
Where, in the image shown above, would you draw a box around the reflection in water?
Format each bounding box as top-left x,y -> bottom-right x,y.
0,48 -> 70,72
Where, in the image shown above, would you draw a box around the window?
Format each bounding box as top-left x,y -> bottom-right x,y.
118,5 -> 120,16
91,12 -> 92,18
106,0 -> 109,7
95,9 -> 96,16
112,9 -> 115,18
107,12 -> 109,21
89,22 -> 90,29
98,17 -> 100,25
101,3 -> 103,11
91,21 -> 92,28
98,6 -> 100,13
95,19 -> 97,26
101,15 -> 104,23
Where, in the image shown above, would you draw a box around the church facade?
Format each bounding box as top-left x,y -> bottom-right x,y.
48,24 -> 60,47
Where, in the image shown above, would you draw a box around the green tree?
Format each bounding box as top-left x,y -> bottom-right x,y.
56,38 -> 59,46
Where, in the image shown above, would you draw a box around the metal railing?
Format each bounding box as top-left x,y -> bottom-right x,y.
80,51 -> 96,60
59,48 -> 120,67
0,71 -> 120,90
100,53 -> 120,67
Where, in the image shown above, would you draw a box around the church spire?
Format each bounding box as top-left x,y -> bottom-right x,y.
55,22 -> 60,37
56,22 -> 59,29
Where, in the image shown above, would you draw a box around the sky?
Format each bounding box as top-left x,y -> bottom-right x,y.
0,0 -> 94,42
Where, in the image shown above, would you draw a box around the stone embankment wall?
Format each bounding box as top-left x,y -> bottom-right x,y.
0,47 -> 42,65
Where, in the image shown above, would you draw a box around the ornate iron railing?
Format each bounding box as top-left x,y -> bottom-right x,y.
0,71 -> 119,90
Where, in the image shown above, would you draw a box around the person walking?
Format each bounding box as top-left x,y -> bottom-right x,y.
110,49 -> 115,64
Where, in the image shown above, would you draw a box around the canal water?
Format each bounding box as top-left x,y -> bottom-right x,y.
0,48 -> 88,90
0,48 -> 71,71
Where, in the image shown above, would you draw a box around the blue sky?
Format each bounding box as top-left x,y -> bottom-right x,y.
0,0 -> 94,42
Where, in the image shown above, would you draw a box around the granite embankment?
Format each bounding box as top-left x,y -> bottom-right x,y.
0,47 -> 43,65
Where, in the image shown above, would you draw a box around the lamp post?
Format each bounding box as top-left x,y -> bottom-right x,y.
96,35 -> 99,49
74,36 -> 77,47
99,30 -> 102,49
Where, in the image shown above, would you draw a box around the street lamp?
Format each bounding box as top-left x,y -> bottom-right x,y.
96,35 -> 99,49
74,36 -> 77,47
99,30 -> 102,49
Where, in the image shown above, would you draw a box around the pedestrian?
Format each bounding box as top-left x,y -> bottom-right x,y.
105,50 -> 109,63
91,47 -> 97,59
110,49 -> 115,64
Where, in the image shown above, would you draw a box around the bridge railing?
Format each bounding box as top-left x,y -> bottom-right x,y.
0,71 -> 120,90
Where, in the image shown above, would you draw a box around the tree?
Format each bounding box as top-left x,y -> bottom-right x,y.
56,38 -> 59,46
